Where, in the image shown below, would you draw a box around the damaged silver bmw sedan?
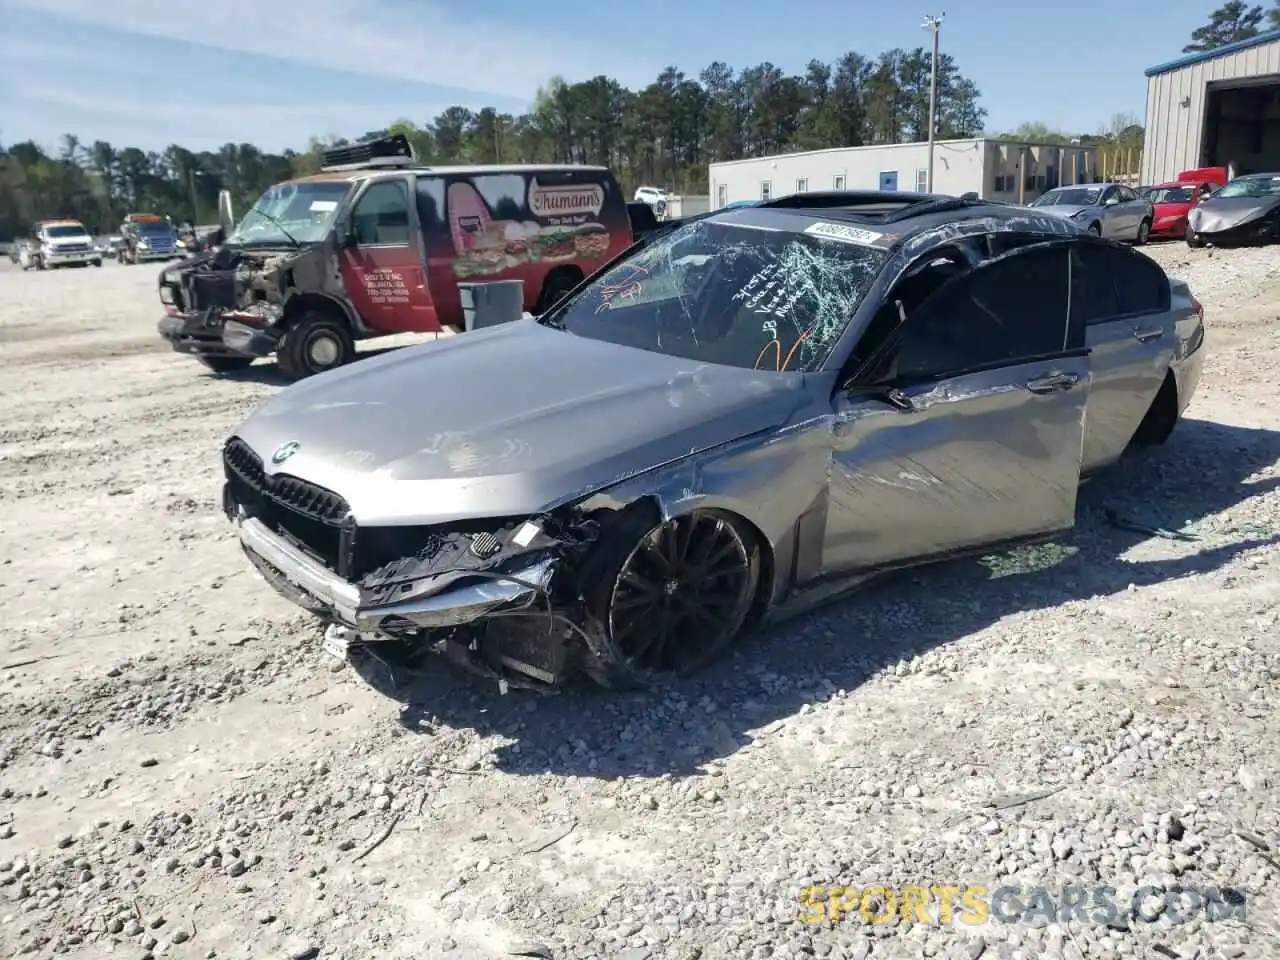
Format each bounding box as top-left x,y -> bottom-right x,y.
222,191 -> 1207,689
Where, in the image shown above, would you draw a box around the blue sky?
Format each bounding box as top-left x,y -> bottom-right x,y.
0,0 -> 1232,153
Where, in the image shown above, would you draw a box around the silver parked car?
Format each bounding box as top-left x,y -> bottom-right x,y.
1029,183 -> 1155,243
1186,173 -> 1280,247
220,193 -> 1206,690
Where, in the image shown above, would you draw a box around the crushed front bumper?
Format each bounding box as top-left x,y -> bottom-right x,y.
234,513 -> 557,638
158,310 -> 282,359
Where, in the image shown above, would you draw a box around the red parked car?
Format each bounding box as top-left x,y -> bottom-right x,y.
1147,180 -> 1219,240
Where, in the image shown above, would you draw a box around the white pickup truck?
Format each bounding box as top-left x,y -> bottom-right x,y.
20,219 -> 103,270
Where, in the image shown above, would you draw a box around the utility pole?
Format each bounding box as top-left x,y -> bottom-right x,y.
922,13 -> 944,193
188,168 -> 200,225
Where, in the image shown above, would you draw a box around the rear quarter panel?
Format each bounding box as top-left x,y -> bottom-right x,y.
1168,279 -> 1205,416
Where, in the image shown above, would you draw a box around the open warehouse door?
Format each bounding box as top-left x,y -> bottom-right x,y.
1201,78 -> 1280,175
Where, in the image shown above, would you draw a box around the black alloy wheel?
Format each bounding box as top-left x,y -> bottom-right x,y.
603,511 -> 758,676
1135,219 -> 1151,245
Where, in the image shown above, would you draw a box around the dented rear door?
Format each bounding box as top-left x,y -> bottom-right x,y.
825,355 -> 1092,571
822,241 -> 1092,573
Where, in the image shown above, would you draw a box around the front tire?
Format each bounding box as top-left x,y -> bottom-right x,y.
1186,225 -> 1205,249
276,312 -> 355,380
577,506 -> 761,689
1134,218 -> 1151,245
1087,222 -> 1102,236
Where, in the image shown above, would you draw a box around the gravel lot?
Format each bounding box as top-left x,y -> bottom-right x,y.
1,245 -> 1278,960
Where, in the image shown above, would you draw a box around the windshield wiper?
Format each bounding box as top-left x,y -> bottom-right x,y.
234,207 -> 301,248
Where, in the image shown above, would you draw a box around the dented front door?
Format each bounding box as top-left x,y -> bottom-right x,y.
339,177 -> 437,334
823,355 -> 1092,572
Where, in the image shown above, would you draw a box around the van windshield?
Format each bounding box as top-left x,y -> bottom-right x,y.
544,217 -> 887,373
229,180 -> 352,246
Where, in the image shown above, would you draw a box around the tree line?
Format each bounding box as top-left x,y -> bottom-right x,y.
0,44 -> 1138,242
1185,1 -> 1280,52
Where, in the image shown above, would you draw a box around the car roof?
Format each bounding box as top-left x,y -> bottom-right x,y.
692,191 -> 1088,252
38,219 -> 84,226
287,163 -> 611,185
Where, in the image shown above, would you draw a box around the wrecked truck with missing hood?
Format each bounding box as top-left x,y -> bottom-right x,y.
156,133 -> 635,379
222,192 -> 1205,691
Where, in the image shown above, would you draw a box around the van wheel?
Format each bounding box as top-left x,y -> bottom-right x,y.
277,312 -> 355,380
536,270 -> 582,314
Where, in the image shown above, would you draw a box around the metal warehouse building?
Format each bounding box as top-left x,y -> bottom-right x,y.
707,138 -> 1099,209
1142,30 -> 1280,185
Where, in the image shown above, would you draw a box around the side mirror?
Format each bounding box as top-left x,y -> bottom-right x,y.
339,225 -> 358,249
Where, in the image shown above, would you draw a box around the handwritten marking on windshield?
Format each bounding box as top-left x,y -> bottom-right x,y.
594,265 -> 649,314
753,326 -> 814,372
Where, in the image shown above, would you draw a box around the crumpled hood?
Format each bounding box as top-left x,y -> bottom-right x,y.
233,320 -> 807,526
1189,195 -> 1280,233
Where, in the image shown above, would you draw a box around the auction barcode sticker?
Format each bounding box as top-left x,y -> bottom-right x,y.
804,221 -> 885,246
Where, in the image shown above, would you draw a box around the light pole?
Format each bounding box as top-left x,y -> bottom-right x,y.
922,13 -> 944,193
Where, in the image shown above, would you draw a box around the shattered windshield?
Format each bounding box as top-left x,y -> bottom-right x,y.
1031,188 -> 1102,207
1214,177 -> 1280,199
228,180 -> 351,245
1148,186 -> 1194,203
548,219 -> 887,373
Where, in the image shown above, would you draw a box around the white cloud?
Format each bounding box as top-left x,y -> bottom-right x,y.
4,81 -> 443,151
8,0 -> 663,101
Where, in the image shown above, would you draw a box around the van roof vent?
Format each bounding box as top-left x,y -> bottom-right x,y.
321,133 -> 419,172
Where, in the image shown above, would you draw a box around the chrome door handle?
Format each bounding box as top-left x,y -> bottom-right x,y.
1026,372 -> 1080,394
1132,326 -> 1163,343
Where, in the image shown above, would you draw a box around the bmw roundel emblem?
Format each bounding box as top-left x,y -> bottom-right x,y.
271,441 -> 300,465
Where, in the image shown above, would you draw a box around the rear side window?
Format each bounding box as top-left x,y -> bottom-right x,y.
1113,251 -> 1167,316
894,246 -> 1070,380
1069,245 -> 1121,325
